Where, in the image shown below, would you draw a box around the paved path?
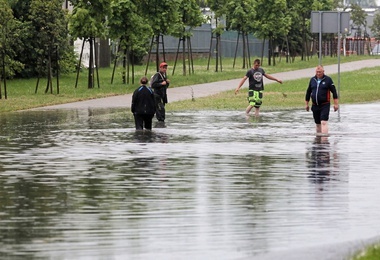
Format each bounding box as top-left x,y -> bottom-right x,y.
33,59 -> 380,110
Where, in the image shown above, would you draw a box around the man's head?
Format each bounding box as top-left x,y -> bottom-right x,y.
253,59 -> 261,69
159,62 -> 168,72
315,65 -> 324,79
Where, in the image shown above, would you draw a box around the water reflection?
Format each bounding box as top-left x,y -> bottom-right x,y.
307,136 -> 333,184
0,105 -> 380,259
132,130 -> 169,143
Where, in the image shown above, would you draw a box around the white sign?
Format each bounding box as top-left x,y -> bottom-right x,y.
73,38 -> 93,68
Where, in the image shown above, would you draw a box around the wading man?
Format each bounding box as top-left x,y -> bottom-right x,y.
235,59 -> 282,117
305,65 -> 339,136
151,62 -> 170,123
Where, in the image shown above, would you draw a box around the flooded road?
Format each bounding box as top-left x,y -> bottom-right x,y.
1,103 -> 380,259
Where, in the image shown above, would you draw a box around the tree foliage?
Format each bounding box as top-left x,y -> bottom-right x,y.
224,0 -> 256,34
206,0 -> 227,35
207,0 -> 227,19
139,0 -> 181,37
3,0 -> 378,79
29,0 -> 74,76
370,12 -> 380,40
252,0 -> 291,63
69,0 -> 112,39
253,0 -> 291,39
171,0 -> 205,38
350,3 -> 368,36
109,0 -> 151,58
6,0 -> 75,78
0,0 -> 23,77
8,0 -> 32,21
284,0 -> 334,59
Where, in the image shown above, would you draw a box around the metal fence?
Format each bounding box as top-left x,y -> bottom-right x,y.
151,24 -> 267,58
97,24 -> 267,67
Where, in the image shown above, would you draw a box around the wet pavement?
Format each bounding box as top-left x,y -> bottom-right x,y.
1,101 -> 380,259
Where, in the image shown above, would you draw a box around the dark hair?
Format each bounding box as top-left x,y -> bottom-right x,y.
140,76 -> 148,85
254,59 -> 260,65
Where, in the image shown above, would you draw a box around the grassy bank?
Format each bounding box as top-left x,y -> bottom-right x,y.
0,55 -> 379,113
353,244 -> 380,260
167,63 -> 380,112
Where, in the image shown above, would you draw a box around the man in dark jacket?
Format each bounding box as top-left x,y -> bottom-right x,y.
131,77 -> 156,130
151,62 -> 170,122
305,65 -> 339,136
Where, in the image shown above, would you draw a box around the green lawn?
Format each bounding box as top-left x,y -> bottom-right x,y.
352,244 -> 380,260
167,61 -> 380,112
0,55 -> 379,113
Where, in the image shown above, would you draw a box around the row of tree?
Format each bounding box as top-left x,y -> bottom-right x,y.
1,0 -> 380,83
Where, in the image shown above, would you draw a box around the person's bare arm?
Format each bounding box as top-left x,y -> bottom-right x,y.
264,74 -> 282,84
235,76 -> 248,94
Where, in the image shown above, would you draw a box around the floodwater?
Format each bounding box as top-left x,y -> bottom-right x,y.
1,103 -> 380,260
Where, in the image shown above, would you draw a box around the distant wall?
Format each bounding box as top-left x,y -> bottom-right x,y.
94,24 -> 267,67
149,24 -> 267,60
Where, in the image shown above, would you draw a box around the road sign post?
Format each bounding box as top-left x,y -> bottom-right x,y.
311,11 -> 350,117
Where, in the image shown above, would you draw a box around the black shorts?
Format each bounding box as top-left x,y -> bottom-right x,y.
311,103 -> 330,124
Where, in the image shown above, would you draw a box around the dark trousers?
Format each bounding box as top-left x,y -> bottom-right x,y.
155,94 -> 166,122
134,114 -> 154,130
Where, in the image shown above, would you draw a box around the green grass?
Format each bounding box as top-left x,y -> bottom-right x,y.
167,64 -> 380,112
352,244 -> 380,260
0,55 -> 379,113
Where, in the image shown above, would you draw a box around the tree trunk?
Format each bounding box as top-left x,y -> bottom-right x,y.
88,37 -> 94,89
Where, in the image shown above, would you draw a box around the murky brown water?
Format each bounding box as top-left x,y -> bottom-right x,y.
1,104 -> 380,259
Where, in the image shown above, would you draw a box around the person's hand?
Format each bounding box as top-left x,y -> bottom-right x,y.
277,79 -> 283,84
161,81 -> 167,85
334,104 -> 339,111
235,88 -> 239,95
306,105 -> 309,111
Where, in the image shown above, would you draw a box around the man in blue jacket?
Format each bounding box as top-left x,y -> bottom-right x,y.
305,65 -> 339,136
